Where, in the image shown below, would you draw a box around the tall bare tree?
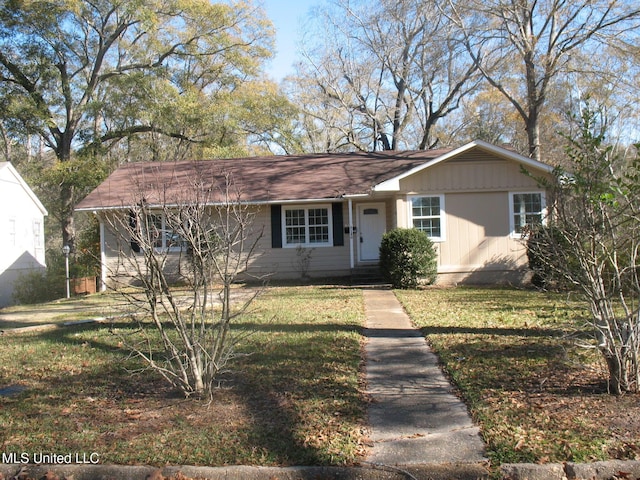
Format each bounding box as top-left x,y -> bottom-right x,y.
295,0 -> 480,152
448,0 -> 640,162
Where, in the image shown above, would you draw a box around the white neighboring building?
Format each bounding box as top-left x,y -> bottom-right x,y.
0,162 -> 48,307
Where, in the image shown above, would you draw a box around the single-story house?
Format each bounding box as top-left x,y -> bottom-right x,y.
75,140 -> 554,288
0,162 -> 48,307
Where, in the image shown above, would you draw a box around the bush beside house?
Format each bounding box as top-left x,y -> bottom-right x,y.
379,228 -> 437,289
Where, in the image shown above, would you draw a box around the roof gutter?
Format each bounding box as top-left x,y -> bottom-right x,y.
75,196 -> 362,213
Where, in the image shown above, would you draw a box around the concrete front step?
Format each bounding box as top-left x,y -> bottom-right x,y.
351,266 -> 385,285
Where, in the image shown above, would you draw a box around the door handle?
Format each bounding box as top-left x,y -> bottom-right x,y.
360,236 -> 363,243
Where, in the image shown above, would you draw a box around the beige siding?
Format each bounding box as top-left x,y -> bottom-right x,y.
396,153 -> 549,284
101,213 -> 155,287
384,199 -> 395,230
245,206 -> 351,279
96,149 -> 549,287
395,196 -> 408,228
100,204 -> 352,286
400,156 -> 543,193
438,192 -> 528,273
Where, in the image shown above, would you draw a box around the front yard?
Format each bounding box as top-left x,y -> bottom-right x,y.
396,287 -> 640,465
0,286 -> 367,466
1,285 -> 638,468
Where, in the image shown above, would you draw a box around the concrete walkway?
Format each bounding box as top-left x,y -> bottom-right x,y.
362,288 -> 487,466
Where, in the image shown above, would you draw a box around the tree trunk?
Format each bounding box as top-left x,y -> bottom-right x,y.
60,183 -> 76,251
57,130 -> 77,251
418,102 -> 437,150
525,113 -> 541,162
391,76 -> 406,151
523,45 -> 544,163
604,352 -> 624,395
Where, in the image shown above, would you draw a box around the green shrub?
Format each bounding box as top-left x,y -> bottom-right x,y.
13,268 -> 65,304
379,228 -> 437,289
12,250 -> 66,304
73,214 -> 102,278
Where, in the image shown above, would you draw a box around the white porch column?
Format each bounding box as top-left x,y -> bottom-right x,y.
348,198 -> 354,269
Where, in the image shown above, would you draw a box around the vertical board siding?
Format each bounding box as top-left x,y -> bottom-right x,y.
438,192 -> 527,272
400,157 -> 543,193
395,152 -> 544,278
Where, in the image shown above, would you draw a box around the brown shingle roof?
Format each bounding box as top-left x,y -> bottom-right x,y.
75,150 -> 451,211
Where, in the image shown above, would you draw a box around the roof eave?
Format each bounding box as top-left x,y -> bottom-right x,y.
1,163 -> 48,216
75,196 -> 354,213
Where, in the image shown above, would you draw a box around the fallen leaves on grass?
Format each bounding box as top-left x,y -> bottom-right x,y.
0,468 -> 218,480
396,287 -> 640,465
1,286 -> 368,467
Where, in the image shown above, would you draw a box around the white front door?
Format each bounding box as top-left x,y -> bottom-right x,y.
358,203 -> 386,262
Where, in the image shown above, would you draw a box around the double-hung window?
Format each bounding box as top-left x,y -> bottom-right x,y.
408,195 -> 445,241
510,192 -> 546,236
283,205 -> 332,247
130,211 -> 184,252
146,213 -> 164,249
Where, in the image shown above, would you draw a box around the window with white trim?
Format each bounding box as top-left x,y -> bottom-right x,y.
510,192 -> 545,236
8,218 -> 16,247
131,212 -> 184,252
283,205 -> 333,247
408,195 -> 445,241
33,219 -> 43,248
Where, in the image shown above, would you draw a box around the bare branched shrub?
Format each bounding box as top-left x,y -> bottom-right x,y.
103,168 -> 265,400
527,106 -> 640,394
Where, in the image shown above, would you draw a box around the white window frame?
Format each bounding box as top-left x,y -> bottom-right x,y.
509,191 -> 547,237
282,204 -> 333,248
143,212 -> 184,253
33,219 -> 43,248
8,217 -> 16,247
407,194 -> 446,242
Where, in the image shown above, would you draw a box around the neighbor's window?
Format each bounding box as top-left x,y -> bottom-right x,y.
283,205 -> 332,247
409,195 -> 445,241
510,192 -> 545,235
8,218 -> 16,247
33,220 -> 43,248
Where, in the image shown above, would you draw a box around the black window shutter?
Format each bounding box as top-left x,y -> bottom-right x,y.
129,210 -> 141,253
332,203 -> 344,246
271,205 -> 282,248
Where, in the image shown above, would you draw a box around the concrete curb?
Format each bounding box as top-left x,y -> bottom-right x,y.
4,461 -> 640,479
0,463 -> 490,480
501,460 -> 640,480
